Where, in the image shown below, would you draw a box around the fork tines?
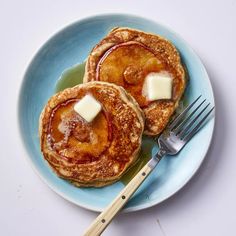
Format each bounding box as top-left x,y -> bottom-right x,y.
169,95 -> 214,142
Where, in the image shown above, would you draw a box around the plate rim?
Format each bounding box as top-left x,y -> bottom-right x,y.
17,13 -> 215,213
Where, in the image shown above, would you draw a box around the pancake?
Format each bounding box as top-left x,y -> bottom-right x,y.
39,81 -> 144,187
84,27 -> 186,136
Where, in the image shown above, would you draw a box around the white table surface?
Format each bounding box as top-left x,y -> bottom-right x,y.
1,0 -> 236,235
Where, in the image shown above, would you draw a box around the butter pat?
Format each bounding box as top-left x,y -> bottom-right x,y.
74,95 -> 101,122
145,72 -> 172,101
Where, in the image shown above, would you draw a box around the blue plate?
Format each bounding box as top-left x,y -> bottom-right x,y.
18,14 -> 215,212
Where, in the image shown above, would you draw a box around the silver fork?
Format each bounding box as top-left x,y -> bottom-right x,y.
83,95 -> 214,236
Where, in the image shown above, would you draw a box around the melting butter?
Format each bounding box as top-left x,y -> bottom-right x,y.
74,95 -> 102,122
144,72 -> 173,101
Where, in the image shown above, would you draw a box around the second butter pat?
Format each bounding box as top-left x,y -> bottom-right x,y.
145,72 -> 173,101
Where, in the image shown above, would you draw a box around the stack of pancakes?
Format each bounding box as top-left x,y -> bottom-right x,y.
39,27 -> 186,187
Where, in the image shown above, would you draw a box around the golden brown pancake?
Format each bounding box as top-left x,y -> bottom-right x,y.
84,27 -> 186,136
39,81 -> 144,187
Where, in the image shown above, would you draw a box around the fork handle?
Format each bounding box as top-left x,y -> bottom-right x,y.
83,157 -> 161,236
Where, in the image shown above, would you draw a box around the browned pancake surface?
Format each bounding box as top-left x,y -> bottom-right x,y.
84,27 -> 186,135
39,82 -> 144,187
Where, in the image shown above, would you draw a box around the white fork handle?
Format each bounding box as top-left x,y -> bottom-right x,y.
83,158 -> 159,236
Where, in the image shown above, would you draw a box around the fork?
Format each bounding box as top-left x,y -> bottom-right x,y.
83,95 -> 214,236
